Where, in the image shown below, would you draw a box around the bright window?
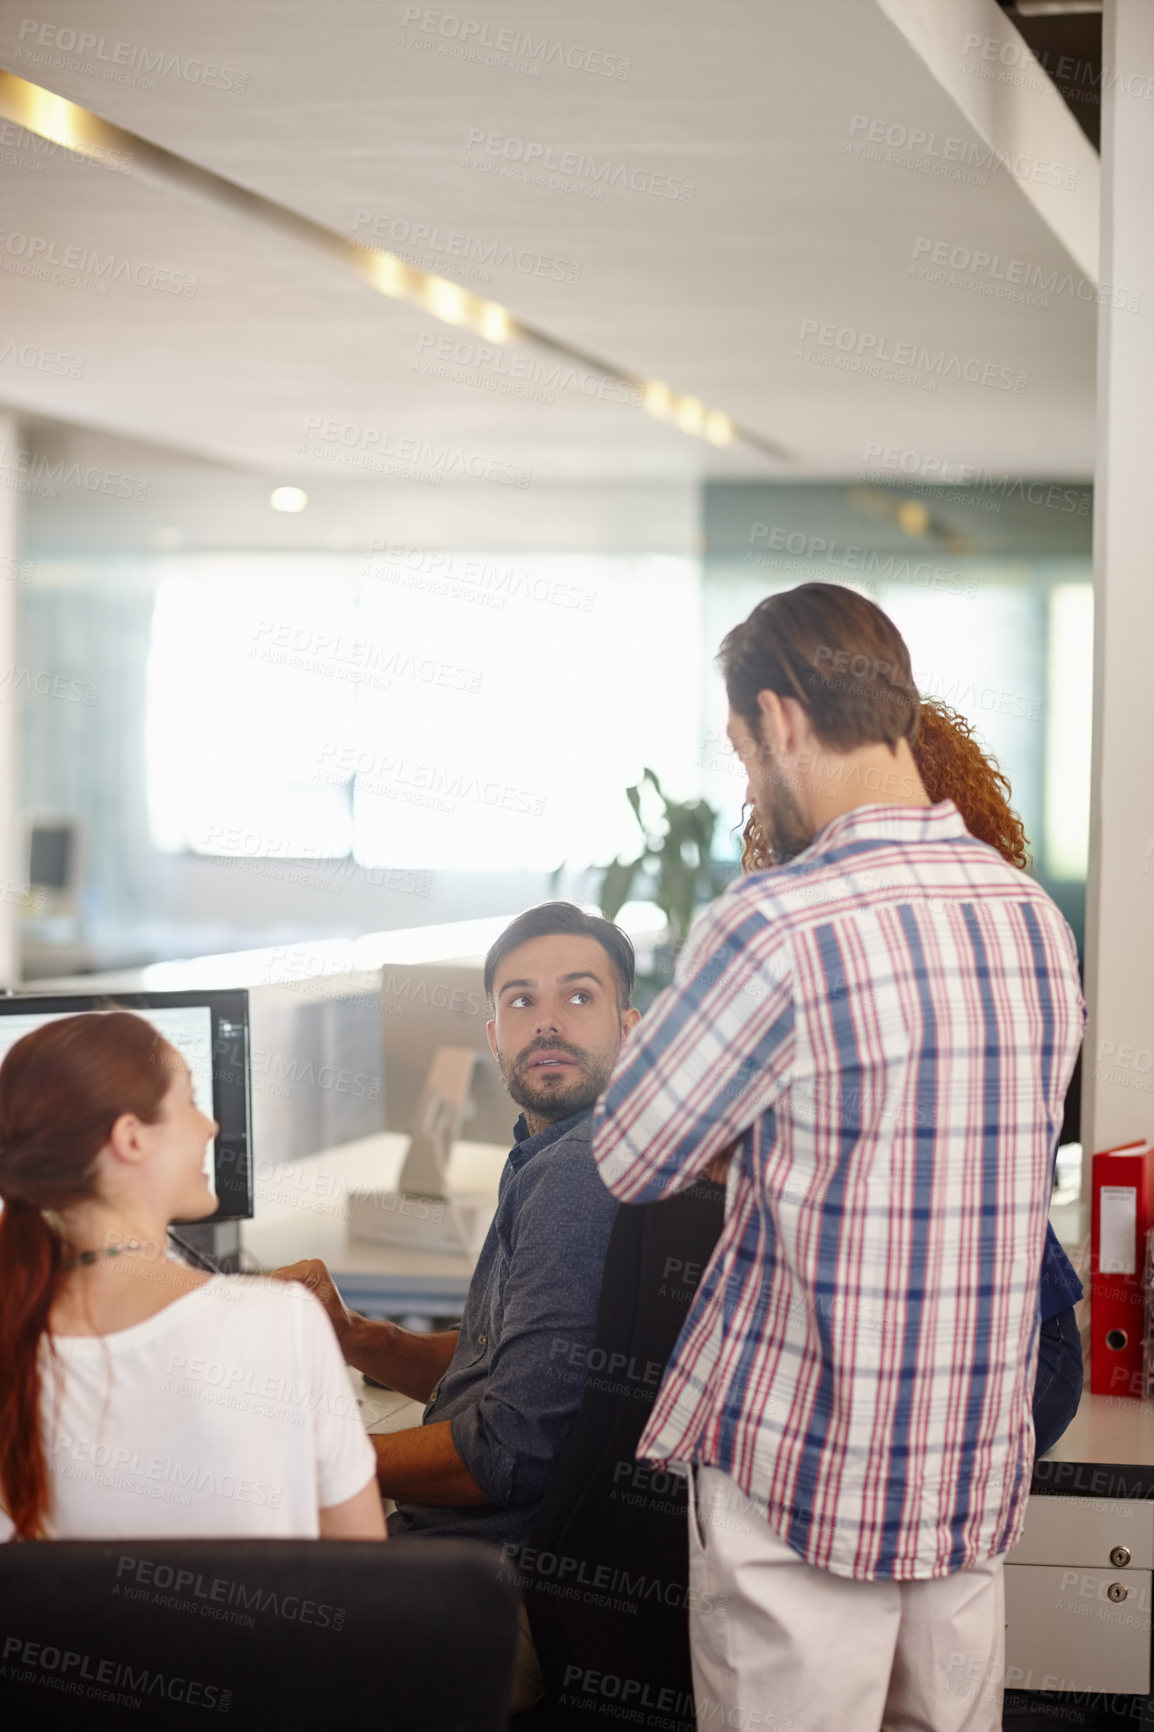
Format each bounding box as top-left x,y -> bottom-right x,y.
146,554 -> 701,873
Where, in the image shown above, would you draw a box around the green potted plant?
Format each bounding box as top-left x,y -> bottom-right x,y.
595,767 -> 735,1004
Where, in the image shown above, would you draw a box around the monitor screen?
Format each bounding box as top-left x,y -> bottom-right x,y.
0,989 -> 254,1221
28,824 -> 75,892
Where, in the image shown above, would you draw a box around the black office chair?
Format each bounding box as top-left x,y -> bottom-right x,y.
0,1537 -> 518,1728
524,1181 -> 725,1731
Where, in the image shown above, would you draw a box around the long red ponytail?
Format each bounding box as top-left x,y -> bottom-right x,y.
0,1011 -> 171,1538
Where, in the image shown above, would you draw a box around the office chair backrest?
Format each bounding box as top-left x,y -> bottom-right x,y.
0,1537 -> 517,1729
524,1181 -> 725,1730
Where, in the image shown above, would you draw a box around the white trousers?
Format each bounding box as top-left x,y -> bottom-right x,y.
686,1466 -> 1005,1732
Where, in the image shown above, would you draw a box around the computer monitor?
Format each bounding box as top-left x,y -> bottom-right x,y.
0,989 -> 254,1222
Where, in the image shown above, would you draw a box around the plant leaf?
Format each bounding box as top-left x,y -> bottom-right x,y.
599,854 -> 644,922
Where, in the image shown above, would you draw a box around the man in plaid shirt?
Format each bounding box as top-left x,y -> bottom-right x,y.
593,584 -> 1084,1731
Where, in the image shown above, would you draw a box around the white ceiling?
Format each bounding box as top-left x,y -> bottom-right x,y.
0,0 -> 1097,541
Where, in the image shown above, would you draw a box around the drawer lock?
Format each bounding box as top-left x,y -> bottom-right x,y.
1107,1582 -> 1129,1604
1110,1545 -> 1132,1568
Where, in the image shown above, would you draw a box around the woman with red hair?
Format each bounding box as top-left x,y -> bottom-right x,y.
0,1011 -> 386,1541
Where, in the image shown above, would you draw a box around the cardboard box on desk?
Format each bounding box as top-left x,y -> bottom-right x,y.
347,1143 -> 504,1259
380,961 -> 510,1143
350,1042 -> 507,1258
1090,1139 -> 1154,1397
347,1183 -> 465,1256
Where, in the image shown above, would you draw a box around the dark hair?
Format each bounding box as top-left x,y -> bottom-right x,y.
0,1011 -> 176,1539
718,582 -> 920,752
484,902 -> 635,1010
741,696 -> 1030,873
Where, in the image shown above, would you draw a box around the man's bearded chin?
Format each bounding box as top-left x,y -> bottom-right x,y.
498,1041 -> 619,1124
761,774 -> 815,866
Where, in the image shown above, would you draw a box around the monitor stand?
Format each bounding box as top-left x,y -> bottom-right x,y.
348,1047 -> 498,1256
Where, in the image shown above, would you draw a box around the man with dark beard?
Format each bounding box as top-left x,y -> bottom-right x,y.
593,584 -> 1084,1732
275,902 -> 638,1554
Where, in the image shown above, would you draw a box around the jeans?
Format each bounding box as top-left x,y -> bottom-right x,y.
1032,1306 -> 1083,1459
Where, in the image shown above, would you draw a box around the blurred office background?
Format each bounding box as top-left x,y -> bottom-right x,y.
0,0 -> 1098,978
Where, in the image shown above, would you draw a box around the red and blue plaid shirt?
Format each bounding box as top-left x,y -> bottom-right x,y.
593,801 -> 1084,1581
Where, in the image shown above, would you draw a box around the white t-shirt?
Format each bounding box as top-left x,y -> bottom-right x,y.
0,1274 -> 376,1540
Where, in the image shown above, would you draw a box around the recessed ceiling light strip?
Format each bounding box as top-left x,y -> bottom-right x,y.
0,71 -> 789,463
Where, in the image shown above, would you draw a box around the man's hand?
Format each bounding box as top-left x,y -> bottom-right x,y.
268,1261 -> 458,1399
703,1147 -> 737,1186
270,1258 -> 358,1350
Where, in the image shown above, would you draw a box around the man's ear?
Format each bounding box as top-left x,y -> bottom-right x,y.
755,687 -> 789,756
485,1018 -> 499,1062
621,1007 -> 642,1037
758,688 -> 809,758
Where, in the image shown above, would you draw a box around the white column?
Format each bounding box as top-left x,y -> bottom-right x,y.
1082,0 -> 1154,1181
0,411 -> 20,988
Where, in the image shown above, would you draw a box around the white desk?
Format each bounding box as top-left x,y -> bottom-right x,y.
1038,1391 -> 1154,1484
241,1131 -> 506,1318
345,1367 -> 426,1438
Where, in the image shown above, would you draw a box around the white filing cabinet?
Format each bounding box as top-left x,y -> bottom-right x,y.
1005,1494 -> 1153,1694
